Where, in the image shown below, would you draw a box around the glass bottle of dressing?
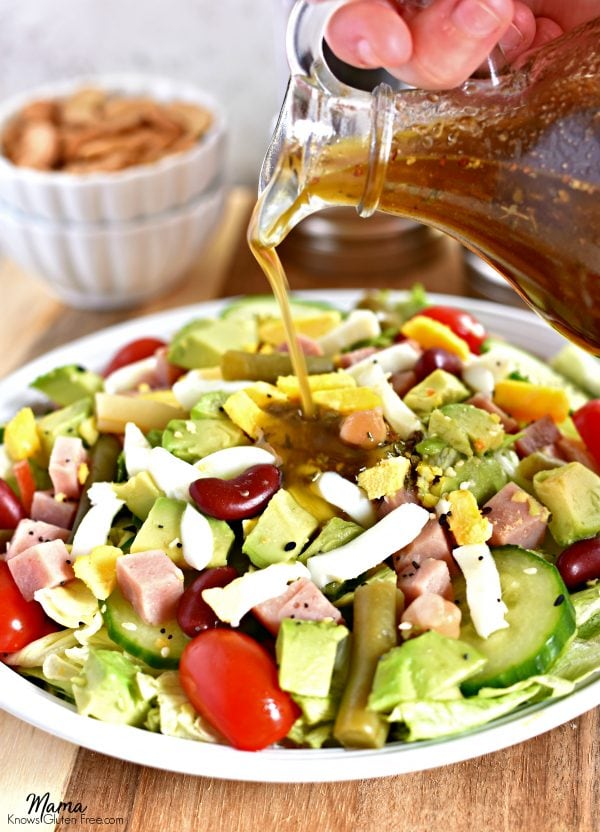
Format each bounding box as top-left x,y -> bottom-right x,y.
250,1 -> 600,361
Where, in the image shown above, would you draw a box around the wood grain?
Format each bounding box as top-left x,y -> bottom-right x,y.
0,187 -> 597,832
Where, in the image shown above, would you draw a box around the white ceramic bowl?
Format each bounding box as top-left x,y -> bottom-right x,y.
0,74 -> 227,223
0,182 -> 225,310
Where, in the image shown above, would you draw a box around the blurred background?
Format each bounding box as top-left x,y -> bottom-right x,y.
0,0 -> 285,185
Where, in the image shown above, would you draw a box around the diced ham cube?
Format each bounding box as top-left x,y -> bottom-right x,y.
554,435 -> 599,473
339,408 -> 387,448
337,347 -> 377,369
8,538 -> 74,601
277,335 -> 324,357
396,557 -> 453,605
483,481 -> 549,548
378,486 -> 419,518
392,518 -> 457,577
48,436 -> 89,500
6,518 -> 70,560
116,550 -> 184,626
401,592 -> 462,639
30,490 -> 78,529
467,393 -> 519,433
515,416 -> 560,458
252,577 -> 343,635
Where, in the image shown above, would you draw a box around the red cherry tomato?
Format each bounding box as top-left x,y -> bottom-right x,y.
0,562 -> 59,653
573,400 -> 600,469
0,479 -> 27,529
179,629 -> 300,751
418,305 -> 487,353
102,337 -> 167,377
13,460 -> 36,515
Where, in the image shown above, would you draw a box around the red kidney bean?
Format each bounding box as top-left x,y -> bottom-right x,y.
177,566 -> 238,636
413,348 -> 463,382
189,464 -> 282,521
556,538 -> 600,590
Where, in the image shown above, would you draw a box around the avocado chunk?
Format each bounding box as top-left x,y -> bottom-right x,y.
167,317 -> 258,370
514,450 -> 565,493
533,462 -> 600,546
276,619 -> 350,698
368,630 -> 486,713
242,489 -> 319,569
300,517 -> 363,563
131,496 -> 234,568
428,403 -> 505,457
73,648 -> 154,726
113,471 -> 163,520
190,390 -> 231,420
37,397 -> 93,458
403,369 -> 469,417
162,418 -> 248,463
420,455 -> 508,506
31,364 -> 104,407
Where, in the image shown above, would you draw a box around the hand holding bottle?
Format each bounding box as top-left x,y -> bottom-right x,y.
310,0 -> 600,88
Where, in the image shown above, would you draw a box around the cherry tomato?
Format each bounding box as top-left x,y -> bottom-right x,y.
0,562 -> 59,653
102,337 -> 167,377
179,629 -> 300,751
0,479 -> 27,529
418,305 -> 487,353
177,567 -> 238,636
13,460 -> 36,515
573,400 -> 600,469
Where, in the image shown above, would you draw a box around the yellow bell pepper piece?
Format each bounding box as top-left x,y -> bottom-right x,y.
73,545 -> 122,600
223,390 -> 280,440
447,489 -> 491,545
276,371 -> 356,398
493,379 -> 570,424
4,407 -> 42,461
312,386 -> 382,414
401,316 -> 471,360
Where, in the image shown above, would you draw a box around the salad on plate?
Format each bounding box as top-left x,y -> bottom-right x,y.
2,287 -> 600,754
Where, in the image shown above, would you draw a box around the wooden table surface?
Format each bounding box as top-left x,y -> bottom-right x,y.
0,187 -> 598,832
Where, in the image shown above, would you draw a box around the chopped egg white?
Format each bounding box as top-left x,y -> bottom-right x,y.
317,310 -> 381,355
71,482 -> 125,558
147,447 -> 199,503
351,362 -> 421,439
180,503 -> 214,571
313,471 -> 376,528
123,422 -> 153,476
346,341 -> 420,377
461,363 -> 495,396
195,446 -> 277,479
103,356 -> 158,395
172,370 -> 251,410
307,502 -> 429,588
453,543 -> 509,639
202,562 -> 310,627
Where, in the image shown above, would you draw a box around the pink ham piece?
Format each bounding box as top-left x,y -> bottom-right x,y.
116,550 -> 184,626
8,538 -> 74,601
396,557 -> 454,605
378,485 -> 419,518
554,435 -> 599,473
515,415 -> 560,458
48,436 -> 88,500
392,518 -> 457,577
336,347 -> 377,368
467,393 -> 519,433
30,490 -> 78,529
483,481 -> 549,548
6,518 -> 70,560
252,577 -> 343,635
401,592 -> 462,639
277,335 -> 323,357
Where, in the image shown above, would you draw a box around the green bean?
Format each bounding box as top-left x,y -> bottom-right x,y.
68,434 -> 122,542
333,581 -> 401,749
220,351 -> 333,382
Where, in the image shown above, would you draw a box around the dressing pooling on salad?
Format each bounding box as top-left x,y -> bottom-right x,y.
2,288 -> 600,752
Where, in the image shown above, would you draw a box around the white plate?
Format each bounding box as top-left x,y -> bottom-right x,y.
1,290 -> 599,783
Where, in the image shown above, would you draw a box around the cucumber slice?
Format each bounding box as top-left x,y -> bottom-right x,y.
220,295 -> 336,322
104,588 -> 190,670
456,546 -> 576,694
550,344 -> 600,398
483,338 -> 589,410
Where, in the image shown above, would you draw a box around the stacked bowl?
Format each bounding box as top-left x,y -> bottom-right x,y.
0,74 -> 227,309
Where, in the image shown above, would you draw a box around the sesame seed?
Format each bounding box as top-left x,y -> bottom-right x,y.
523,567 -> 537,575
398,622 -> 412,631
122,622 -> 138,632
160,647 -> 170,658
284,541 -> 296,552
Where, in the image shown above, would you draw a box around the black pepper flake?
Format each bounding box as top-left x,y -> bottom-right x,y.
439,514 -> 449,528
284,541 -> 296,552
267,393 -> 273,399
167,634 -> 173,640
432,475 -> 441,485
497,598 -> 502,603
462,653 -> 469,660
28,530 -> 34,535
478,555 -> 484,561
218,406 -> 225,412
76,365 -> 86,372
176,542 -> 182,548
66,559 -> 72,565
66,428 -> 74,433
303,602 -> 309,608
290,614 -> 296,619
38,536 -> 44,542
160,628 -> 166,634
481,506 -> 493,515
157,524 -> 164,529
411,561 -> 420,570
554,594 -> 565,607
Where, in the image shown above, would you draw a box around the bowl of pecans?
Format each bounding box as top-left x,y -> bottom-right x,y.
0,74 -> 226,222
0,75 -> 227,308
